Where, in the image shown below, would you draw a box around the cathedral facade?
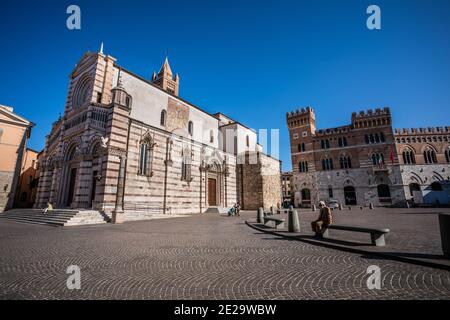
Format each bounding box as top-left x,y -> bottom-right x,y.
34,49 -> 281,222
287,107 -> 450,207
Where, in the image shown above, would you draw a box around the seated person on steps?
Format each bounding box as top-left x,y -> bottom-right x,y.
42,202 -> 53,214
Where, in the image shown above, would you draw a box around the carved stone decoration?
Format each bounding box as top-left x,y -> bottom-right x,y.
166,138 -> 173,165
101,136 -> 109,148
223,159 -> 230,177
107,146 -> 127,158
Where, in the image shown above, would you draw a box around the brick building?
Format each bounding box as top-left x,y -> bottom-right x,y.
34,48 -> 281,222
287,107 -> 449,207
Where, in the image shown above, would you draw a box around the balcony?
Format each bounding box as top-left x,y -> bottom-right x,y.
372,164 -> 390,174
64,105 -> 109,136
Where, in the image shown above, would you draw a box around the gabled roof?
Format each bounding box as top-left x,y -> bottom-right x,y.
0,105 -> 34,127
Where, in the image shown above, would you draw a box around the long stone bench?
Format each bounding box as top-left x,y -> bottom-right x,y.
320,225 -> 390,247
264,217 -> 285,229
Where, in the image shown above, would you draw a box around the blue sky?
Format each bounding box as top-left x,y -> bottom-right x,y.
0,0 -> 449,171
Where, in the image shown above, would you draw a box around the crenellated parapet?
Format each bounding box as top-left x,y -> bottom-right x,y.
286,106 -> 315,119
351,107 -> 391,128
394,127 -> 450,136
286,106 -> 316,131
352,107 -> 390,119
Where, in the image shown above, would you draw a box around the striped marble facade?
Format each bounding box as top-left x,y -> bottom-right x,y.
34,49 -> 281,221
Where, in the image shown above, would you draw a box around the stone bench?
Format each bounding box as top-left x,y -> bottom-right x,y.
277,209 -> 289,214
264,217 -> 285,229
320,225 -> 390,247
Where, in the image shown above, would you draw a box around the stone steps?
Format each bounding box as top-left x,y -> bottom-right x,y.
0,209 -> 110,227
204,207 -> 231,214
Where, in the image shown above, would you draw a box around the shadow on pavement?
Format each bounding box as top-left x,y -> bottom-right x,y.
246,220 -> 450,272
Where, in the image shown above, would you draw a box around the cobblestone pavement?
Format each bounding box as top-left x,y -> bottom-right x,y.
0,211 -> 449,300
295,207 -> 450,257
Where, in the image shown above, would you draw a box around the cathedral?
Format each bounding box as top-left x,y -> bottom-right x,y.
287,107 -> 450,207
34,48 -> 281,222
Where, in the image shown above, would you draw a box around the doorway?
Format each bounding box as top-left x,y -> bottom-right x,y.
377,184 -> 391,204
90,170 -> 98,208
208,178 -> 217,206
344,186 -> 357,205
66,168 -> 77,207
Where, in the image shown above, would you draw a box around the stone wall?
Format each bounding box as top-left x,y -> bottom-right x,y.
400,164 -> 450,205
239,152 -> 281,211
121,121 -> 237,217
292,166 -> 406,208
0,171 -> 14,212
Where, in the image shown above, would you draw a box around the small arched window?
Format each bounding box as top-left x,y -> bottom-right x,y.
298,161 -> 308,173
160,110 -> 167,126
322,158 -> 333,171
210,130 -> 214,143
246,135 -> 250,148
188,121 -> 194,136
298,143 -> 306,152
138,138 -> 154,176
445,149 -> 450,163
374,133 -> 380,143
423,147 -> 437,164
328,186 -> 333,198
402,148 -> 416,165
338,137 -> 348,147
339,156 -> 352,169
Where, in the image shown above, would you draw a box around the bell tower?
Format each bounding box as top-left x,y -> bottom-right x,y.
152,56 -> 180,96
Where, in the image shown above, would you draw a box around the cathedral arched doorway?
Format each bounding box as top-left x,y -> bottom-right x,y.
208,178 -> 217,206
344,186 -> 357,205
206,162 -> 223,207
63,144 -> 79,208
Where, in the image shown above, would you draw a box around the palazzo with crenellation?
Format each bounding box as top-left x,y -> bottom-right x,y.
287,107 -> 450,207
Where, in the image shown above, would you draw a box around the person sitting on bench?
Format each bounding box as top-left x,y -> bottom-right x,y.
311,201 -> 333,235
